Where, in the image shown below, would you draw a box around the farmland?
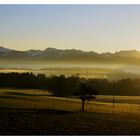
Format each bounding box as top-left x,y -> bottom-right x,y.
0,89 -> 140,114
0,89 -> 140,135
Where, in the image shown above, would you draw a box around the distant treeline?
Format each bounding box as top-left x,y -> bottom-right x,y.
0,72 -> 140,96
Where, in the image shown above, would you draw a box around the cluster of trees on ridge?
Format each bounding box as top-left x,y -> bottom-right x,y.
0,72 -> 140,96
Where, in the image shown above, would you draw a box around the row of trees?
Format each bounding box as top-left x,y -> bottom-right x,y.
1,72 -> 140,111
0,72 -> 140,96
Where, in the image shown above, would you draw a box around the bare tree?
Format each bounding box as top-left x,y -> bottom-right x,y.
78,81 -> 98,111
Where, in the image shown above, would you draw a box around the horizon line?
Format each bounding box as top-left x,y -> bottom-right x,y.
0,45 -> 139,54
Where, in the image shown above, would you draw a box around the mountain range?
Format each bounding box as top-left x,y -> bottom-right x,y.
1,46 -> 140,65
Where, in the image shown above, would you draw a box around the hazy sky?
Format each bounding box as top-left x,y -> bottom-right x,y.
1,5 -> 140,52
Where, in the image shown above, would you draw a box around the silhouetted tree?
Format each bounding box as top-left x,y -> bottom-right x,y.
77,81 -> 98,111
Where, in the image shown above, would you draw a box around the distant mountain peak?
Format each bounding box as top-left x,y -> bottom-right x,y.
45,47 -> 58,52
1,46 -> 140,65
115,50 -> 140,58
0,46 -> 14,52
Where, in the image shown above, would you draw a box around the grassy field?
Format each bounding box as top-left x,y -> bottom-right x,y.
0,89 -> 140,114
1,109 -> 140,135
0,89 -> 140,135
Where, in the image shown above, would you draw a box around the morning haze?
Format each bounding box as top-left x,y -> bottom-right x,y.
1,5 -> 140,136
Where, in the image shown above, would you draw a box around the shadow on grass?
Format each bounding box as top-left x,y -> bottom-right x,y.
0,108 -> 74,115
3,91 -> 40,96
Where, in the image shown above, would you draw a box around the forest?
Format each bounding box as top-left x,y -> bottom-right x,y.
0,72 -> 139,96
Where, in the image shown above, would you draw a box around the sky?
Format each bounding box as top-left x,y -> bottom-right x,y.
1,5 -> 140,52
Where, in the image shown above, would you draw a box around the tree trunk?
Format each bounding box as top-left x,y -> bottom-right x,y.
82,100 -> 85,111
